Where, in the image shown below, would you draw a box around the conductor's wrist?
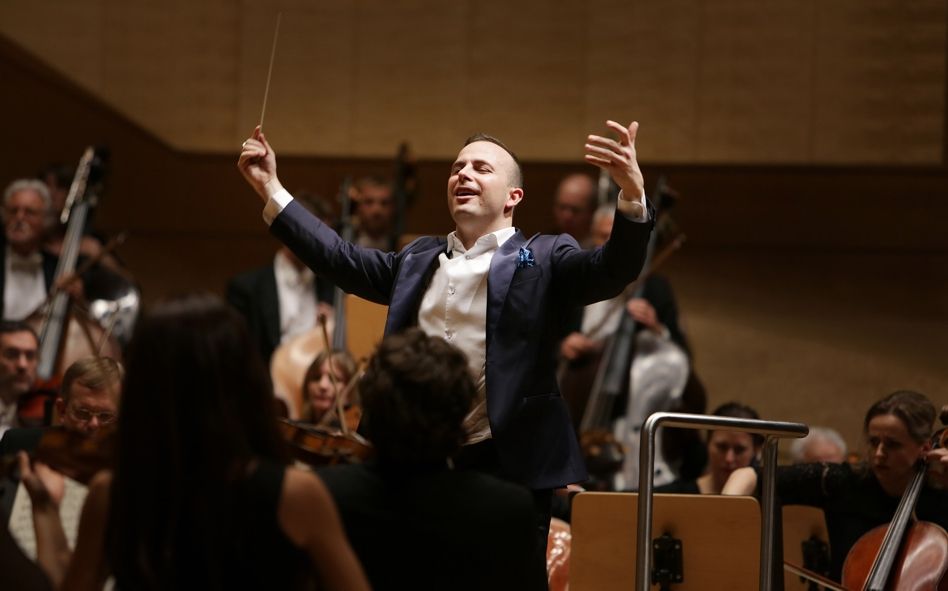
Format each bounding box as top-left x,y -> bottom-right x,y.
263,178 -> 285,200
616,189 -> 648,221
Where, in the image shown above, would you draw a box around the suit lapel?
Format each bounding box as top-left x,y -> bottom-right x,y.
384,239 -> 447,335
486,231 -> 527,344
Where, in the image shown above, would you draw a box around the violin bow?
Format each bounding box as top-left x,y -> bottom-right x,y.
318,314 -> 353,436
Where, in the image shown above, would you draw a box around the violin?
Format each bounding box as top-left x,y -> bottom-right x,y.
278,310 -> 371,468
840,409 -> 948,591
0,425 -> 116,485
279,419 -> 372,467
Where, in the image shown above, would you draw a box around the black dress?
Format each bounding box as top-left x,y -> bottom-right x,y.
319,460 -> 538,591
773,462 -> 948,582
114,460 -> 314,590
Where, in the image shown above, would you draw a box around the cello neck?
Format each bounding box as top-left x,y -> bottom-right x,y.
36,147 -> 100,381
863,462 -> 927,591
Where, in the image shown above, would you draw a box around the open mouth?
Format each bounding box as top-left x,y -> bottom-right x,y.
454,187 -> 479,198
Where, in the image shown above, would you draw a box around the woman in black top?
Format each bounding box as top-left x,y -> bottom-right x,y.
20,294 -> 369,590
724,390 -> 948,582
657,401 -> 763,494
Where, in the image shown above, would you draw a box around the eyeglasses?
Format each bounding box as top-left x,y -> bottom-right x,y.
67,406 -> 117,425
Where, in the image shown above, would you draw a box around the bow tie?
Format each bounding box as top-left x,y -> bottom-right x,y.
9,251 -> 42,273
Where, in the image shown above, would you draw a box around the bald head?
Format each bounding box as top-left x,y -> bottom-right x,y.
462,133 -> 522,188
553,173 -> 597,242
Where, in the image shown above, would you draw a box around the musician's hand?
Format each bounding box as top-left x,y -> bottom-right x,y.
560,332 -> 596,361
53,273 -> 84,302
584,120 -> 645,208
626,298 -> 663,333
722,466 -> 757,496
926,448 -> 948,488
238,125 -> 285,203
316,302 -> 335,324
18,452 -> 66,509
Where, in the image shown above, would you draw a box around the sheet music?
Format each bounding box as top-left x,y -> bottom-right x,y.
8,476 -> 88,559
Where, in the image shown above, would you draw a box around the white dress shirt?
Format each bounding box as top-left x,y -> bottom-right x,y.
3,246 -> 46,321
272,250 -> 318,342
418,227 -> 517,443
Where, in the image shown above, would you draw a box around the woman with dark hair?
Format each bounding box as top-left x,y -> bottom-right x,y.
318,328 -> 538,590
300,349 -> 357,426
724,390 -> 948,582
656,401 -> 763,494
20,294 -> 369,590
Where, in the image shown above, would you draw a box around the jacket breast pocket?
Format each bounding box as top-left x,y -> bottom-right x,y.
510,266 -> 542,286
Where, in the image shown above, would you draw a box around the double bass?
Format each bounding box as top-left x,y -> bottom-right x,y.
19,148 -> 123,425
572,176 -> 689,490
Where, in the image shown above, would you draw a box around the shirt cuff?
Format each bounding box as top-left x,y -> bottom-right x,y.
262,189 -> 294,226
616,190 -> 649,221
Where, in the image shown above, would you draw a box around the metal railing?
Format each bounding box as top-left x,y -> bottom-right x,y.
635,412 -> 809,591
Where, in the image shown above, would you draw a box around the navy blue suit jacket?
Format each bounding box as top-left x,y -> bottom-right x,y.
271,201 -> 653,489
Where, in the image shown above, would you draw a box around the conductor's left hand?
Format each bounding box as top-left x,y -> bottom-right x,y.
584,120 -> 645,203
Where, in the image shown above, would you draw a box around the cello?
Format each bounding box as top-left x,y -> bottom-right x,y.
785,408 -> 948,590
839,408 -> 948,590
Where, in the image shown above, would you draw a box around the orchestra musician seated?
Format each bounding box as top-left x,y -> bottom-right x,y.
226,191 -> 336,366
36,164 -> 123,277
299,349 -> 357,428
18,294 -> 369,590
789,425 -> 847,464
723,390 -> 948,582
1,357 -> 122,523
0,322 -> 40,435
656,401 -> 763,495
317,328 -> 539,591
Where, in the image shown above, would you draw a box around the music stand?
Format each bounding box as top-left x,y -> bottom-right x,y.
782,505 -> 831,591
571,492 -> 760,590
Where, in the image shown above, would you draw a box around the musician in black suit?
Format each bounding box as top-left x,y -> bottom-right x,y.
226,191 -> 336,365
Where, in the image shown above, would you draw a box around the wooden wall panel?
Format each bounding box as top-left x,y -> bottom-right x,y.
585,0 -> 702,162
696,1 -> 816,162
2,0 -> 943,163
811,1 -> 946,164
100,0 -> 240,152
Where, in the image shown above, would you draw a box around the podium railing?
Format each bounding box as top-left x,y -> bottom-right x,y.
635,412 -> 808,591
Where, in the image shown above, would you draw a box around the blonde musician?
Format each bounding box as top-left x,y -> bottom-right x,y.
300,349 -> 356,427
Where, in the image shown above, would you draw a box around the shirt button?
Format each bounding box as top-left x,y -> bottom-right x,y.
465,254 -> 472,260
448,286 -> 456,295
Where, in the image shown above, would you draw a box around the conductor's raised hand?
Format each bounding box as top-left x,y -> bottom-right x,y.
237,125 -> 284,203
584,120 -> 645,202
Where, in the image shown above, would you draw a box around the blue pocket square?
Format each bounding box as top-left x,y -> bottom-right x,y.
517,246 -> 536,268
